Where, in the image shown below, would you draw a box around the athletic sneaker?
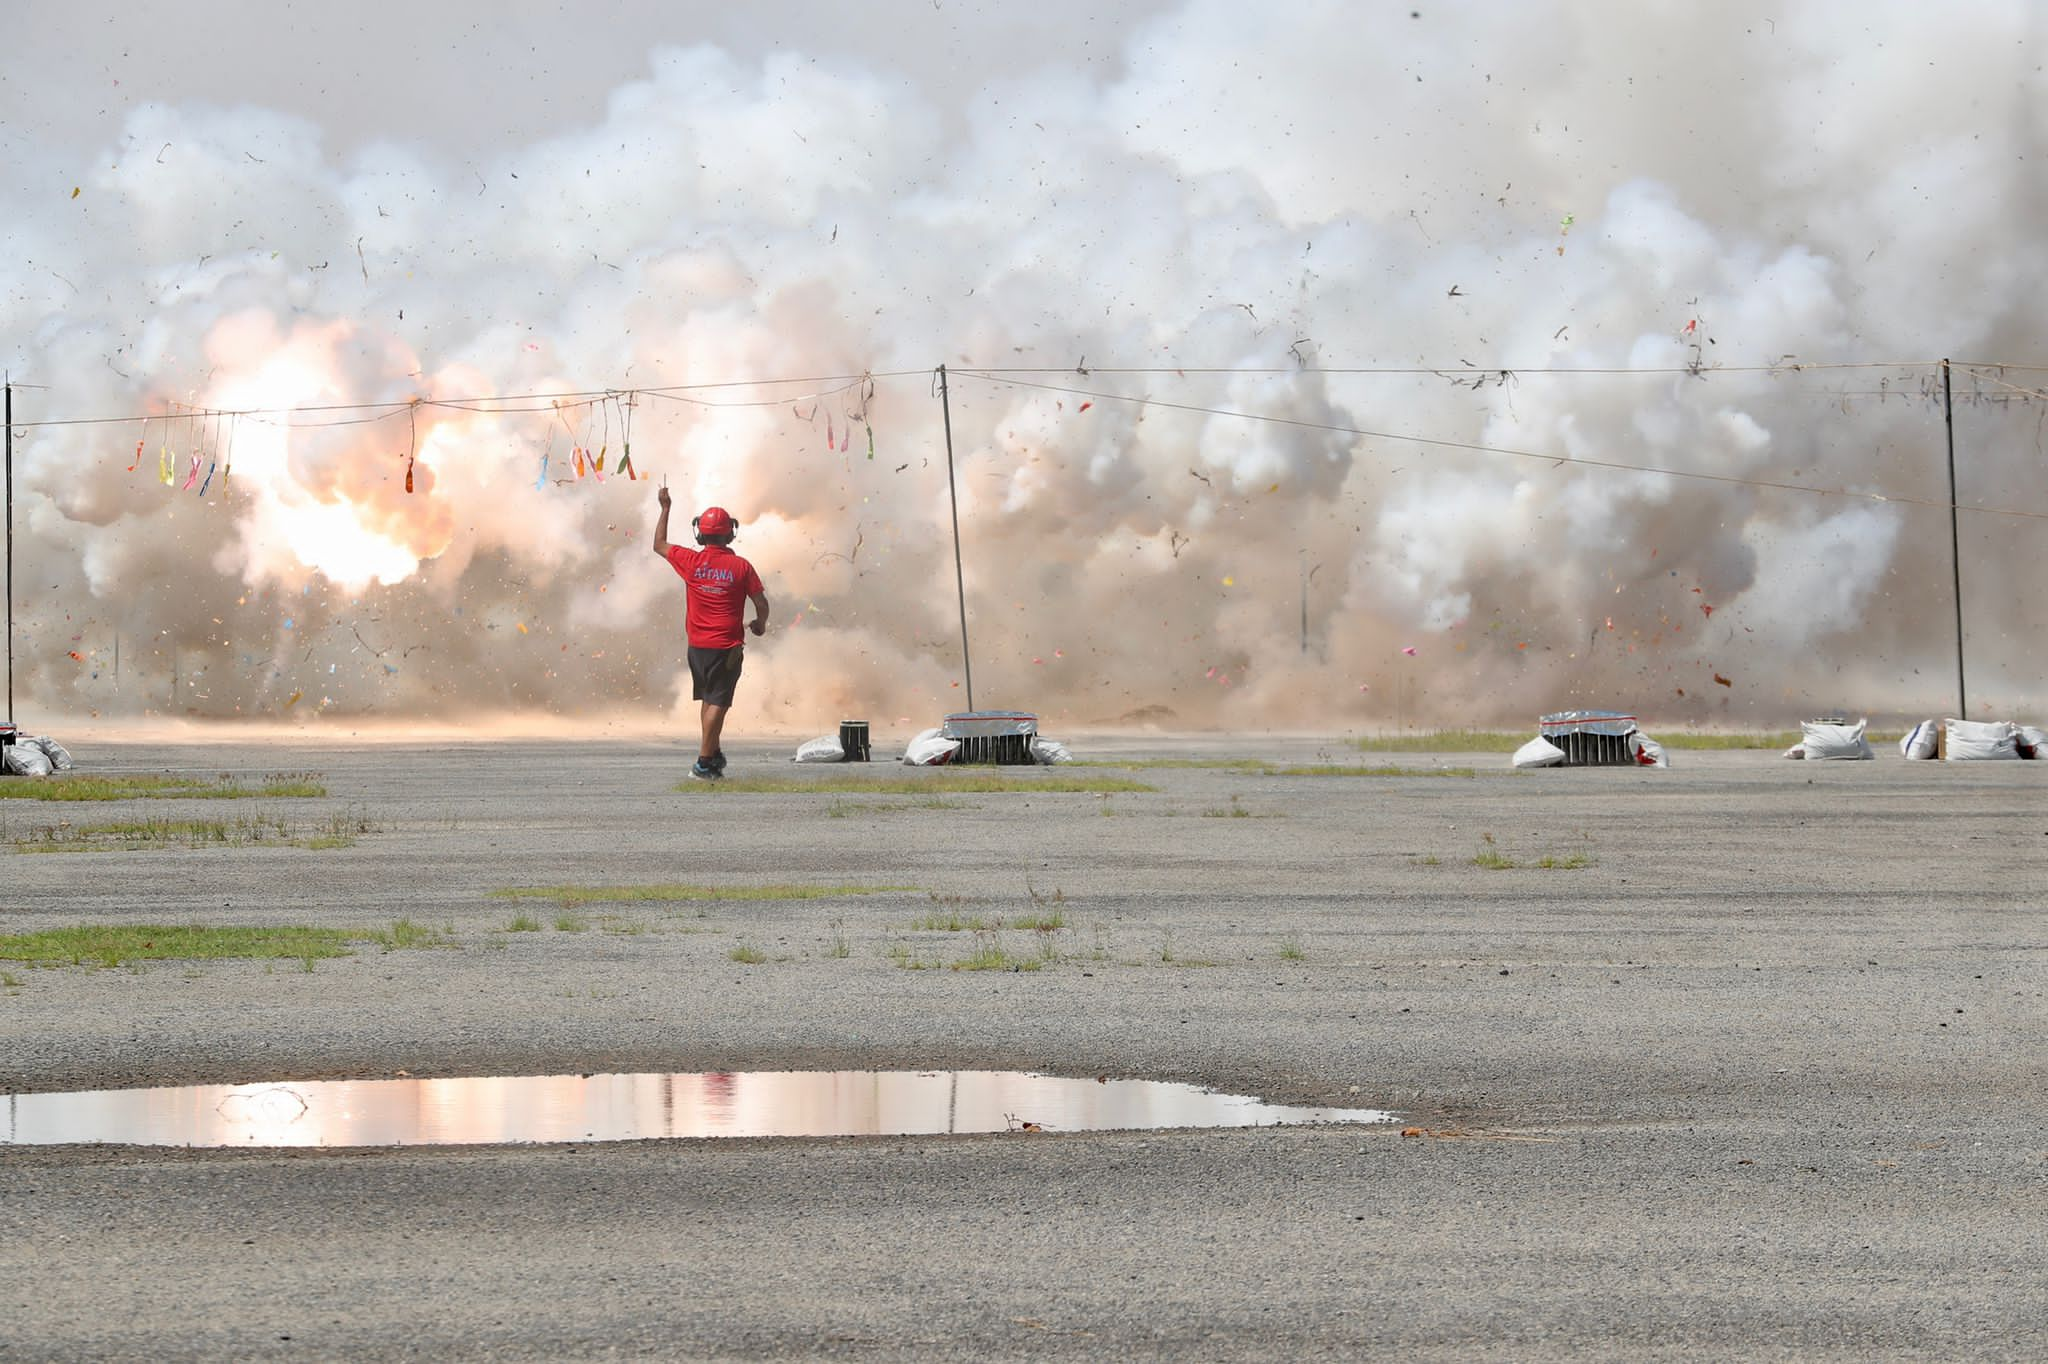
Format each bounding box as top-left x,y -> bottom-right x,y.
689,759 -> 721,781
709,751 -> 728,774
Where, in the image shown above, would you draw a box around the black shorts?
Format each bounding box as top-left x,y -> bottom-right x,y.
688,645 -> 745,705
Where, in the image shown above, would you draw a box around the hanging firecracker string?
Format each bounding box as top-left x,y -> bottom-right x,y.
402,400 -> 419,494
617,390 -> 637,480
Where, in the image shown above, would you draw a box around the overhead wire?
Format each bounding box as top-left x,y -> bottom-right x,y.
948,370 -> 2048,523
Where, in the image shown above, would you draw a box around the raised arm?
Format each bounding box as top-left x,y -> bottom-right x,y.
652,484 -> 672,560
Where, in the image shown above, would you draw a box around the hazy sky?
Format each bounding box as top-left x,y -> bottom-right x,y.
3,2 -> 2042,730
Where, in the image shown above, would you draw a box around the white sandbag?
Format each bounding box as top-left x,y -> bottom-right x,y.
1782,744 -> 1805,760
1511,736 -> 1566,769
1899,721 -> 1939,760
27,736 -> 75,771
1944,718 -> 2019,761
901,727 -> 961,766
792,735 -> 844,763
1628,734 -> 1670,768
1030,738 -> 1074,765
2017,726 -> 2046,760
3,743 -> 53,777
1800,718 -> 1873,761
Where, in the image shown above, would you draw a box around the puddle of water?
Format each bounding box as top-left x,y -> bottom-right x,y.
1,1071 -> 1393,1148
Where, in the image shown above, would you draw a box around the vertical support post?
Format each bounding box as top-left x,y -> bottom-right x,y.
5,377 -> 12,728
1942,358 -> 1967,720
936,365 -> 974,711
1299,551 -> 1308,655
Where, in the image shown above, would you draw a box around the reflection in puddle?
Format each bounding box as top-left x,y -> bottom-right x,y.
2,1071 -> 1393,1148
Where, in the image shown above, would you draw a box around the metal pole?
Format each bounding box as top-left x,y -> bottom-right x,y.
1299,552 -> 1308,655
5,377 -> 12,728
936,365 -> 974,711
1942,358 -> 1967,720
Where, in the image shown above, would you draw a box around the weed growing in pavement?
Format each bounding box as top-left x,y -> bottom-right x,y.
0,923 -> 423,968
1278,939 -> 1307,962
951,932 -> 1042,972
910,910 -> 993,932
553,913 -> 588,933
493,882 -> 916,905
365,918 -> 455,951
1010,911 -> 1067,933
506,913 -> 542,932
0,772 -> 329,802
1351,731 -> 1516,753
729,943 -> 769,965
677,773 -> 1155,795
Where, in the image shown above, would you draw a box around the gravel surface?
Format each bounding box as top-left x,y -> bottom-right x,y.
2,735 -> 2044,1359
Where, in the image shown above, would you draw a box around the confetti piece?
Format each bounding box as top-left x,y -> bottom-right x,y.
1053,649 -> 1064,659
128,440 -> 143,473
1267,483 -> 1279,493
284,690 -> 303,709
1675,688 -> 1686,697
1032,657 -> 1044,665
524,341 -> 541,351
1205,667 -> 1217,679
1401,646 -> 1418,656
70,186 -> 80,199
68,650 -> 84,662
1078,402 -> 1092,413
1358,683 -> 1370,692
1221,576 -> 1235,587
1605,616 -> 1614,631
516,622 -> 529,635
1713,673 -> 1732,687
1700,604 -> 1714,618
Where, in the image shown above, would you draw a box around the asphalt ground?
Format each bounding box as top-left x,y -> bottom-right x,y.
2,735 -> 2044,1360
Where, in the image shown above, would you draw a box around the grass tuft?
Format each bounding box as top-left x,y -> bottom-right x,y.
493,882 -> 917,905
506,913 -> 542,932
729,943 -> 768,964
0,772 -> 328,802
676,773 -> 1155,795
0,924 -> 366,967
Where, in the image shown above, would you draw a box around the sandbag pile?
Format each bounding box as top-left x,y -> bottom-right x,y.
898,728 -> 1073,766
1782,718 -> 1875,760
1899,718 -> 2045,761
1513,711 -> 1668,769
1,735 -> 74,777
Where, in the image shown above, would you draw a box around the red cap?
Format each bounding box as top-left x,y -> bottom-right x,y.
694,506 -> 736,538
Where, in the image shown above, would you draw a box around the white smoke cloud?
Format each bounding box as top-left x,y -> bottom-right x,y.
2,2 -> 2043,733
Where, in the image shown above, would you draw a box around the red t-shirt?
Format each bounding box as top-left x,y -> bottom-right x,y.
666,544 -> 764,648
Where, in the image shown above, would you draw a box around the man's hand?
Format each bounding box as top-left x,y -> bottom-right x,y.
748,618 -> 766,637
657,485 -> 671,510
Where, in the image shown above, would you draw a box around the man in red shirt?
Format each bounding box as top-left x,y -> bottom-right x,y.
653,487 -> 769,781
